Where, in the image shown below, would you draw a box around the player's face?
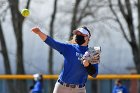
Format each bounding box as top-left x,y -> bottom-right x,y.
74,31 -> 90,46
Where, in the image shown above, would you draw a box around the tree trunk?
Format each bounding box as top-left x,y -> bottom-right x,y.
15,31 -> 27,93
131,42 -> 140,93
137,0 -> 140,92
15,14 -> 27,93
0,22 -> 16,93
69,0 -> 81,40
48,0 -> 58,92
138,0 -> 140,49
8,0 -> 27,92
131,47 -> 140,93
131,48 -> 140,73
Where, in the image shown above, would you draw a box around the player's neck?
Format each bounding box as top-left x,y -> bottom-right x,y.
80,43 -> 88,46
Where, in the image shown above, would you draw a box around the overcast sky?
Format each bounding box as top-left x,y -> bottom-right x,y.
0,0 -> 135,74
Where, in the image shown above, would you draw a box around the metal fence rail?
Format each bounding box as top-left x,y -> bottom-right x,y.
0,74 -> 140,80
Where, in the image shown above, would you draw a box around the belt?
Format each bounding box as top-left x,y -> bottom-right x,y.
58,79 -> 85,88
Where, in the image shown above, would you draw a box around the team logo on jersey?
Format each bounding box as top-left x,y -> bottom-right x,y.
76,52 -> 83,61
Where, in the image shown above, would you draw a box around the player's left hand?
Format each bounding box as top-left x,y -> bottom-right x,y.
83,53 -> 100,67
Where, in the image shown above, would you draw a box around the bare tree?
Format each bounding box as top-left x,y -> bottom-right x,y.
108,0 -> 140,92
48,0 -> 58,92
108,0 -> 140,72
1,0 -> 31,93
0,20 -> 17,93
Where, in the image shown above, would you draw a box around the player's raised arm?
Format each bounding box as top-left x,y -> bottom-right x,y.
31,27 -> 67,54
32,27 -> 48,41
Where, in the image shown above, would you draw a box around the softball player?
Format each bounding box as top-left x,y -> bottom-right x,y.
32,26 -> 100,93
29,74 -> 43,93
112,79 -> 128,93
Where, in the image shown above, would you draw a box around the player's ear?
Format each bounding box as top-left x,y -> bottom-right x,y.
85,36 -> 90,41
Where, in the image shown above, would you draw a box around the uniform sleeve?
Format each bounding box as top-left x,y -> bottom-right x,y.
91,63 -> 98,78
44,36 -> 67,54
84,63 -> 98,78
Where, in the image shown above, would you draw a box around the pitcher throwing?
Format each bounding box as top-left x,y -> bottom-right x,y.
32,26 -> 100,93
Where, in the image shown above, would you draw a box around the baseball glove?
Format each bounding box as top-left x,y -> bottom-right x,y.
82,47 -> 101,64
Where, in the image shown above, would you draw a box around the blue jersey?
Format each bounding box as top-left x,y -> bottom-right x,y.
112,85 -> 128,93
31,81 -> 42,93
44,36 -> 98,85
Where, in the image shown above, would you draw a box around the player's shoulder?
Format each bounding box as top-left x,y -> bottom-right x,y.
71,44 -> 82,49
64,43 -> 77,47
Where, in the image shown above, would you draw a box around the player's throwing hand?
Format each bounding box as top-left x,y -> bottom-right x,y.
31,27 -> 47,41
32,27 -> 41,34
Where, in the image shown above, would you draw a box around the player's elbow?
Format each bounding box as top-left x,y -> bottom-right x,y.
92,71 -> 98,78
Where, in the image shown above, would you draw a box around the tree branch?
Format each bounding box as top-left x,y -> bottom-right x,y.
108,0 -> 130,44
138,0 -> 140,49
0,5 -> 9,20
118,0 -> 128,22
82,16 -> 115,24
124,0 -> 137,47
25,0 -> 31,9
77,0 -> 90,23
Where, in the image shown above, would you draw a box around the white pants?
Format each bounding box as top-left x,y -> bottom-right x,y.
53,82 -> 86,93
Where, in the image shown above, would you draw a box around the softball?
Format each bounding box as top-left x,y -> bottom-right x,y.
21,9 -> 30,17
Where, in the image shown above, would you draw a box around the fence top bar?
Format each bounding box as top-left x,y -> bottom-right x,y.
0,74 -> 140,80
